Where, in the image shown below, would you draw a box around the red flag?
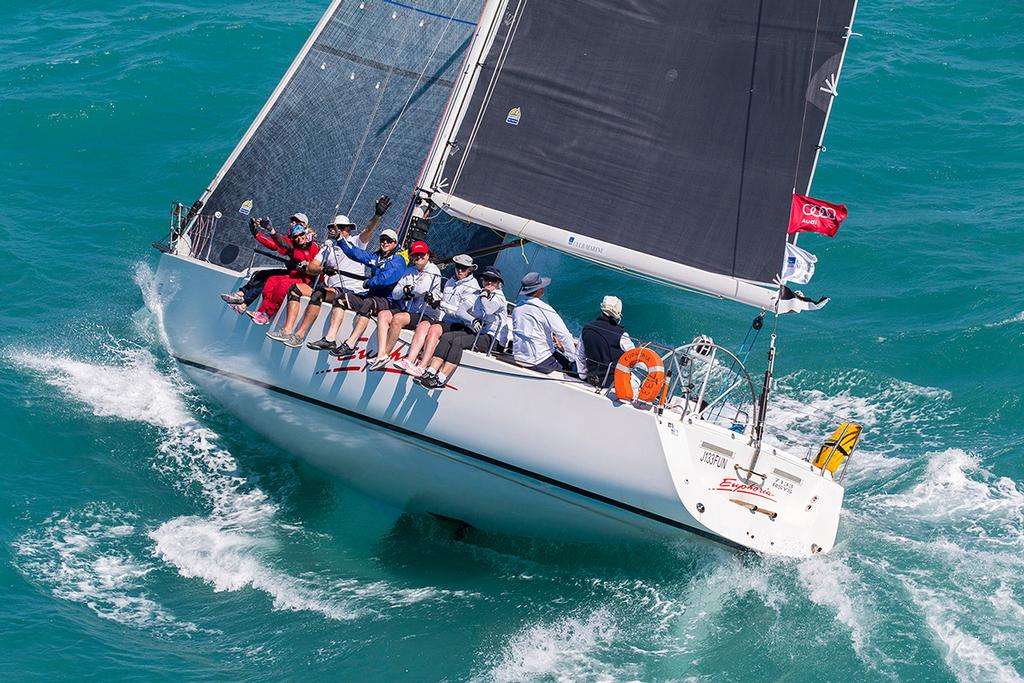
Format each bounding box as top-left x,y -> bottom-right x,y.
788,194 -> 848,237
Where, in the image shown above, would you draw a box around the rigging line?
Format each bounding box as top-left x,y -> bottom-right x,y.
790,0 -> 824,198
348,0 -> 468,215
729,0 -> 766,277
447,0 -> 528,201
335,14 -> 417,210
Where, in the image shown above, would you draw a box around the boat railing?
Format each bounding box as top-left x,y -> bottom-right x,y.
655,340 -> 760,435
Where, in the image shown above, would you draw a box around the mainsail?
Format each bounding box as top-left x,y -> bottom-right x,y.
421,0 -> 857,307
190,0 -> 486,269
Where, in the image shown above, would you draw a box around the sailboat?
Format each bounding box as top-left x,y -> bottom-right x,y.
153,0 -> 860,557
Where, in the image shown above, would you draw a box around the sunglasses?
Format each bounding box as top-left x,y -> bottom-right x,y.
455,264 -> 473,271
380,237 -> 396,244
412,252 -> 429,259
480,277 -> 499,284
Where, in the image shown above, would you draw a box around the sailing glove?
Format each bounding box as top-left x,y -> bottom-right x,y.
375,195 -> 392,216
403,284 -> 415,299
248,217 -> 260,237
297,260 -> 309,271
424,292 -> 441,308
470,319 -> 483,333
323,266 -> 338,276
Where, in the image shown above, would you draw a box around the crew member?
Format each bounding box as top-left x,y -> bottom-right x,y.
419,267 -> 508,388
574,296 -> 634,388
511,272 -> 576,374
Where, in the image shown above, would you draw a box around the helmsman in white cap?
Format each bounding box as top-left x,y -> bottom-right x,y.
574,296 -> 635,388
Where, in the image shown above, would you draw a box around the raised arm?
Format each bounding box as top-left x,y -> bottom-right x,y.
337,238 -> 375,265
357,195 -> 392,243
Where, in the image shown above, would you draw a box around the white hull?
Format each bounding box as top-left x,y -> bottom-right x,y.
154,253 -> 844,557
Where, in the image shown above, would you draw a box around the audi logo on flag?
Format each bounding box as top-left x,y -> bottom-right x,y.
802,204 -> 837,220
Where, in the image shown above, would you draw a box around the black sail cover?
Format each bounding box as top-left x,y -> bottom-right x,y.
195,0 -> 486,269
436,0 -> 855,285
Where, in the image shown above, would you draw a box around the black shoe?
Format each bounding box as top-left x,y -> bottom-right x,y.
306,337 -> 335,351
330,341 -> 356,358
419,373 -> 444,389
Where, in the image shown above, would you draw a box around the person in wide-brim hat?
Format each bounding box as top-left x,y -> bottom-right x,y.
510,272 -> 577,375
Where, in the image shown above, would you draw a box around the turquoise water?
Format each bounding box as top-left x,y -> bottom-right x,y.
3,1 -> 1023,680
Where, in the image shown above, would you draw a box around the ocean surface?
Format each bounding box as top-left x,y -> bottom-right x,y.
2,1 -> 1023,680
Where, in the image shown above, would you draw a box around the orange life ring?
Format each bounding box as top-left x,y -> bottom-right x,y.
614,347 -> 665,402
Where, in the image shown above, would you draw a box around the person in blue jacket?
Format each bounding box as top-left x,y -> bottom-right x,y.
330,228 -> 407,357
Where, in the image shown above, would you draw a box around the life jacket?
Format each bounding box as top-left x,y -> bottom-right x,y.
581,316 -> 627,388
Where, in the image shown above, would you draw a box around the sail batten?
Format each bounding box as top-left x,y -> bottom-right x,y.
422,0 -> 856,303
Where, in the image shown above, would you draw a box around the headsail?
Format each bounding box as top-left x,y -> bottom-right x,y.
190,0 -> 485,269
421,0 -> 857,307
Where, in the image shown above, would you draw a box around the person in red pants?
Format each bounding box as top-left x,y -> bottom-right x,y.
245,214 -> 319,325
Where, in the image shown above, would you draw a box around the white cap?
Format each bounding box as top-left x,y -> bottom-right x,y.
380,228 -> 399,242
329,214 -> 354,228
600,295 -> 623,320
290,212 -> 309,226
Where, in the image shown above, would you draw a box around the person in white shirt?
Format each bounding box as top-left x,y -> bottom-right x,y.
419,266 -> 508,388
511,272 -> 576,374
400,253 -> 479,377
300,196 -> 391,353
574,296 -> 635,388
365,240 -> 441,370
268,197 -> 387,348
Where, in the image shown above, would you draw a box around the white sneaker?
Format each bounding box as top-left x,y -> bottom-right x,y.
407,365 -> 426,378
394,358 -> 412,373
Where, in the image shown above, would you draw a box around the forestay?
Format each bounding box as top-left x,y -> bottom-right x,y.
192,0 -> 485,270
423,0 -> 857,306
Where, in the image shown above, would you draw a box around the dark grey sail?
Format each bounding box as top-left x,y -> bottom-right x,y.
191,0 -> 485,269
431,0 -> 856,286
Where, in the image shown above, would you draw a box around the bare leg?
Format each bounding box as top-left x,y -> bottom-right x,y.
420,324 -> 444,369
374,310 -> 394,360
386,312 -> 411,357
295,291 -> 336,338
279,299 -> 302,334
325,305 -> 348,342
404,320 -> 432,365
343,315 -> 372,348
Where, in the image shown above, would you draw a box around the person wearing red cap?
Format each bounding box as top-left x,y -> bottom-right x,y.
365,240 -> 441,370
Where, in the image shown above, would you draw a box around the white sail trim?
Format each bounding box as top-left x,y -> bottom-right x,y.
434,192 -> 776,309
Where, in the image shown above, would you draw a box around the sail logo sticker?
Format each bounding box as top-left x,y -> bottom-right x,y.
239,199 -> 254,216
567,235 -> 604,255
506,107 -> 522,126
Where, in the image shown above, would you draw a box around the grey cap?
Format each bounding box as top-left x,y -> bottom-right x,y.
520,271 -> 551,295
328,214 -> 355,229
452,254 -> 477,270
289,212 -> 309,226
379,228 -> 398,242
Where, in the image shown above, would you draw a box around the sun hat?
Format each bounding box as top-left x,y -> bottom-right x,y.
452,254 -> 477,270
289,212 -> 309,226
409,240 -> 429,256
599,295 -> 623,321
478,266 -> 503,284
520,271 -> 551,295
379,228 -> 399,242
328,214 -> 355,229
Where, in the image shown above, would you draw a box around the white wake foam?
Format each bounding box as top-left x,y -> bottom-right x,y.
985,310 -> 1024,328
797,552 -> 875,657
480,608 -> 631,683
9,344 -> 468,624
13,505 -> 198,635
906,582 -> 1024,683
